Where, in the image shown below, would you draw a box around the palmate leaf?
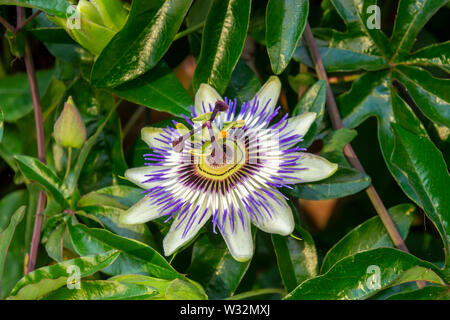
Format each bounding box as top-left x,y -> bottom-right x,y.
405,41 -> 450,72
294,0 -> 449,132
338,71 -> 428,207
339,68 -> 450,269
393,66 -> 450,128
391,125 -> 450,267
390,0 -> 448,61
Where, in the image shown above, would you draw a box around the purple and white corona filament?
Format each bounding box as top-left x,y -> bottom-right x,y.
121,76 -> 337,262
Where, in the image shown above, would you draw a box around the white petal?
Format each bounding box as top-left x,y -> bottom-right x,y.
219,209 -> 254,262
141,127 -> 169,149
283,112 -> 317,139
163,207 -> 212,256
252,76 -> 281,115
254,194 -> 294,235
125,166 -> 162,190
285,153 -> 338,184
194,83 -> 222,116
120,197 -> 161,225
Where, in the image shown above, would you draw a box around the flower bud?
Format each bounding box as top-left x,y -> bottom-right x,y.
53,97 -> 87,149
49,0 -> 128,55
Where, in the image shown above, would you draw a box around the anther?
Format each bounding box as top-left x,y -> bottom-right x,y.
172,100 -> 230,154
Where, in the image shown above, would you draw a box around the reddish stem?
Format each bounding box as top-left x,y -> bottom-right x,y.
302,23 -> 410,253
17,7 -> 47,273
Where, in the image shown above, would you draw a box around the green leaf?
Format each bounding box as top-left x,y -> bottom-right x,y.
294,42 -> 388,73
78,186 -> 143,210
8,250 -> 120,300
0,70 -> 53,122
285,248 -> 445,300
266,0 -> 309,74
0,107 -> 4,143
165,279 -> 208,300
287,128 -> 371,200
293,80 -> 327,147
288,73 -> 317,92
330,0 -> 392,57
391,125 -> 450,266
0,190 -> 29,299
27,27 -> 76,44
188,231 -> 254,299
43,280 -> 157,300
113,62 -> 192,116
91,0 -> 193,87
224,59 -> 261,106
405,41 -> 450,72
0,0 -> 71,18
110,274 -> 208,300
390,0 -> 448,61
387,285 -> 450,300
321,204 -> 415,273
272,225 -> 318,293
319,128 -> 357,166
0,206 -> 26,295
394,66 -> 450,127
68,223 -> 181,280
44,222 -> 66,262
192,0 -> 251,94
77,205 -> 156,247
15,155 -> 69,208
339,71 -> 428,207
288,167 -> 371,200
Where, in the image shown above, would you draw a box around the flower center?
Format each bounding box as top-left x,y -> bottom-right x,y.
196,138 -> 246,180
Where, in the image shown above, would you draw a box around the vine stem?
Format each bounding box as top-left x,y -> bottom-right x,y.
302,23 -> 410,253
15,9 -> 41,33
225,288 -> 285,300
173,21 -> 205,41
17,7 -> 47,274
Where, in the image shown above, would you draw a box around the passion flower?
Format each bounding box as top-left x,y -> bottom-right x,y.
121,76 -> 337,262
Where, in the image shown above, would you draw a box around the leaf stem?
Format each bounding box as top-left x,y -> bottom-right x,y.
18,7 -> 47,274
123,106 -> 145,138
64,147 -> 72,181
226,288 -> 285,300
173,21 -> 205,41
302,23 -> 411,254
0,15 -> 15,33
15,10 -> 41,34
